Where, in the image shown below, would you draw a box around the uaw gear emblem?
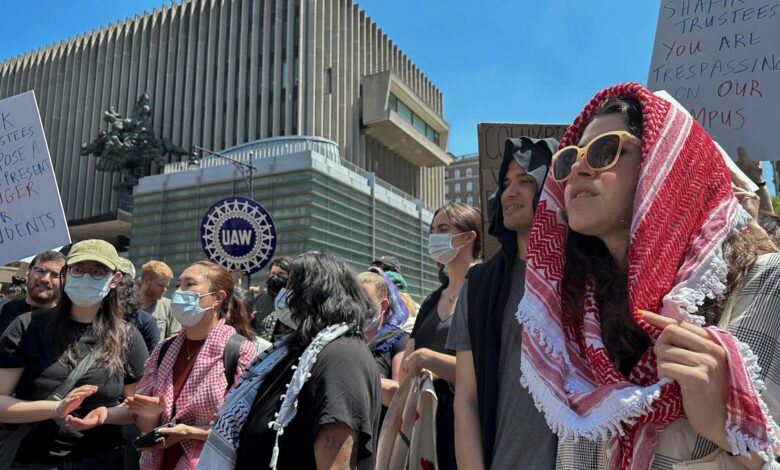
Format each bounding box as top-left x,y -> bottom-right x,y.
200,196 -> 277,275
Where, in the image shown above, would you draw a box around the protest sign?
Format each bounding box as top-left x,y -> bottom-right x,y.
0,91 -> 71,265
477,123 -> 567,260
647,0 -> 780,160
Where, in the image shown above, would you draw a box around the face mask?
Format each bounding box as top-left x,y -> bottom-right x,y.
65,273 -> 113,307
274,288 -> 297,330
428,232 -> 468,265
364,302 -> 384,332
171,290 -> 215,327
266,274 -> 287,296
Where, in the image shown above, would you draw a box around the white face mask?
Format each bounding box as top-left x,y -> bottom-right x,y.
363,302 -> 384,332
428,232 -> 468,265
65,273 -> 113,307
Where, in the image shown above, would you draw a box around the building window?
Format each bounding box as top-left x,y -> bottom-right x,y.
454,169 -> 460,178
467,195 -> 474,206
454,183 -> 461,193
388,92 -> 439,145
325,67 -> 332,94
466,181 -> 473,192
444,185 -> 449,195
456,196 -> 462,203
466,168 -> 473,177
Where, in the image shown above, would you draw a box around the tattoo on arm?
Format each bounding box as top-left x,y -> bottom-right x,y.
324,436 -> 350,450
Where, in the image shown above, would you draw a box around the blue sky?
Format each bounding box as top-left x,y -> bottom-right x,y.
0,0 -> 775,194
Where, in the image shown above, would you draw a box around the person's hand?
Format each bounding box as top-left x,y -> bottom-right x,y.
640,310 -> 730,448
124,394 -> 166,419
736,146 -> 765,185
64,406 -> 108,431
733,184 -> 761,221
54,385 -> 98,418
401,348 -> 431,377
137,424 -> 201,451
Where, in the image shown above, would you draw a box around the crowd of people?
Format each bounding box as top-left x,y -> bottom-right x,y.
1,82 -> 780,470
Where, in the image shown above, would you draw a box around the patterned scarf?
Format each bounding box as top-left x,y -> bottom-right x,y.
196,323 -> 350,470
517,82 -> 778,469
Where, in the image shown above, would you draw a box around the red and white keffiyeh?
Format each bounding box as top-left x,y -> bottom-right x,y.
517,82 -> 779,470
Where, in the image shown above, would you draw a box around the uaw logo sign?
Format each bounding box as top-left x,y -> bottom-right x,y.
200,196 -> 276,275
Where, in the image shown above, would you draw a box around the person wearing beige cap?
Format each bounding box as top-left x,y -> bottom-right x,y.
0,239 -> 149,468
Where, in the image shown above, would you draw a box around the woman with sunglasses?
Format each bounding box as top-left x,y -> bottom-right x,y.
0,239 -> 149,469
517,83 -> 779,469
65,260 -> 257,470
400,202 -> 482,470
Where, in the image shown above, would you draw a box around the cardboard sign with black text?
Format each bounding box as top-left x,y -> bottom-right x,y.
477,123 -> 567,260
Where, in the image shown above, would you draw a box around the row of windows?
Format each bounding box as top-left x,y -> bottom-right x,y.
447,167 -> 473,179
444,181 -> 473,194
450,195 -> 475,206
387,93 -> 440,145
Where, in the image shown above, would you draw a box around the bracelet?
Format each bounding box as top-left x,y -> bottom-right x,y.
756,181 -> 767,188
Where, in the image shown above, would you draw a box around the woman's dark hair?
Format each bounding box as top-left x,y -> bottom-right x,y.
431,203 -> 483,259
49,271 -> 129,376
189,260 -> 256,341
116,271 -> 142,317
562,96 -> 648,376
269,256 -> 292,274
286,252 -> 373,347
758,212 -> 780,249
233,285 -> 256,315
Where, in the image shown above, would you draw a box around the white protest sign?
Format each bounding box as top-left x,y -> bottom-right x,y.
0,91 -> 70,264
647,1 -> 780,160
654,89 -> 760,191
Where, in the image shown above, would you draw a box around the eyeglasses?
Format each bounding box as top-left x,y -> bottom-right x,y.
68,265 -> 113,280
551,131 -> 642,182
30,266 -> 62,280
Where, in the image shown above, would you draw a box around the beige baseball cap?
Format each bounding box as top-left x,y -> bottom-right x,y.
67,239 -> 119,271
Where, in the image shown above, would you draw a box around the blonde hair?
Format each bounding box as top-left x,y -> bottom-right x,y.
356,271 -> 389,301
141,260 -> 174,281
399,292 -> 419,317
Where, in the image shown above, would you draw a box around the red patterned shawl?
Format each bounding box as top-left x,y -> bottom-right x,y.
517,82 -> 778,469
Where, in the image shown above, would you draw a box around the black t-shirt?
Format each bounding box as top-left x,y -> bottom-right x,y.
0,310 -> 148,463
0,299 -> 36,335
235,335 -> 381,470
411,287 -> 456,356
127,308 -> 161,354
369,327 -> 409,379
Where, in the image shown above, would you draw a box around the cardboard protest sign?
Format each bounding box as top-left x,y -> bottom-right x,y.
647,0 -> 780,160
0,91 -> 70,264
477,123 -> 567,260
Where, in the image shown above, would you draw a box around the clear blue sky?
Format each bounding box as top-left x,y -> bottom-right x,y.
0,0 -> 775,194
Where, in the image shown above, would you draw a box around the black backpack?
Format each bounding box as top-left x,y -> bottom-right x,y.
156,333 -> 246,391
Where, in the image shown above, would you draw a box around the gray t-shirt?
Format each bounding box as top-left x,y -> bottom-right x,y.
446,260 -> 557,470
143,297 -> 181,341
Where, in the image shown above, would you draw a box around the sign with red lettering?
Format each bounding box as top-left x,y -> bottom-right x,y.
648,0 -> 780,160
0,91 -> 70,264
477,123 -> 568,259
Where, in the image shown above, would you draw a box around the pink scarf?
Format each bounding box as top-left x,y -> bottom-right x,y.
517,82 -> 778,469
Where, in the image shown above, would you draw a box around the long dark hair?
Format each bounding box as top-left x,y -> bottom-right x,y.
189,260 -> 256,341
562,96 -> 777,376
286,252 -> 372,348
48,275 -> 129,377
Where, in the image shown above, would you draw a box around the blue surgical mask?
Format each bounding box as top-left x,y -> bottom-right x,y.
428,232 -> 468,265
65,273 -> 113,307
171,290 -> 215,327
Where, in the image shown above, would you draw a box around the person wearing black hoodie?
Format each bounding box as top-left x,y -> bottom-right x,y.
446,137 -> 558,470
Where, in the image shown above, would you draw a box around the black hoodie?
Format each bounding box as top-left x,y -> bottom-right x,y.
465,136 -> 556,467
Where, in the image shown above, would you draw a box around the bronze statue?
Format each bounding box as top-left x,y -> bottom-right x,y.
80,92 -> 189,190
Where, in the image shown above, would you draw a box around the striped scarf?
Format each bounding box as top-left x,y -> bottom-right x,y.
517,82 -> 778,470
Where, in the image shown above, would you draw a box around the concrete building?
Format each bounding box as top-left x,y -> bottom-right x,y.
131,135 -> 439,298
0,0 -> 451,247
444,153 -> 479,209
